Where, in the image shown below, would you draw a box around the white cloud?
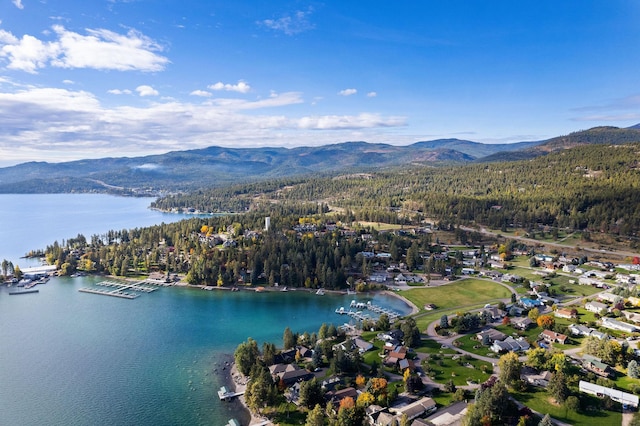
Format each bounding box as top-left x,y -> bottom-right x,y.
0,25 -> 168,73
62,79 -> 74,85
0,85 -> 407,165
208,80 -> 251,93
297,113 -> 405,130
367,91 -> 377,98
258,8 -> 315,35
108,89 -> 132,95
135,85 -> 158,96
190,89 -> 211,97
12,0 -> 24,10
338,88 -> 357,96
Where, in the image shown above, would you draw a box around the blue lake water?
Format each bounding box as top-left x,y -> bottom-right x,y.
0,194 -> 411,425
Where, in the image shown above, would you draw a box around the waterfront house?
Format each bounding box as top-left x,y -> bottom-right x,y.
585,301 -> 609,314
353,337 -> 374,353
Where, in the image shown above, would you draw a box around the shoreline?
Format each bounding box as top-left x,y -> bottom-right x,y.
383,289 -> 420,315
229,362 -> 270,426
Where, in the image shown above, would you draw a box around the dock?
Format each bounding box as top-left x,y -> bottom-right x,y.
337,300 -> 402,322
78,280 -> 160,299
218,386 -> 245,400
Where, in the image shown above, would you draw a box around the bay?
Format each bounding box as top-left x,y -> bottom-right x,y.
0,194 -> 412,425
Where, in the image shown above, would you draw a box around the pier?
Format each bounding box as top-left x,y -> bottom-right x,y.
78,280 -> 159,299
218,386 -> 245,400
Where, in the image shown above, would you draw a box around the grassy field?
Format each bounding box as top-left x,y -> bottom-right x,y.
402,279 -> 512,313
512,388 -> 622,426
424,354 -> 493,386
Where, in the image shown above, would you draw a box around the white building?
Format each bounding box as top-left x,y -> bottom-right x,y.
601,317 -> 638,333
579,381 -> 639,408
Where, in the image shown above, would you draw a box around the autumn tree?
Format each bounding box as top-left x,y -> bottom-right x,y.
498,351 -> 523,390
536,314 -> 555,329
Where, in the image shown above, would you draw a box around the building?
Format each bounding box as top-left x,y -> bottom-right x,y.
511,317 -> 533,330
579,381 -> 639,408
601,317 -> 639,333
585,301 -> 609,314
389,397 -> 437,421
539,330 -> 568,345
555,308 -> 576,319
582,355 -> 611,377
477,328 -> 507,343
490,336 -> 530,353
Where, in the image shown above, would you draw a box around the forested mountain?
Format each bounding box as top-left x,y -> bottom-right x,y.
482,126 -> 640,162
153,143 -> 640,243
0,138 -> 535,194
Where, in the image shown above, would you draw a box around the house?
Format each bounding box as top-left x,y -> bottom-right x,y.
568,324 -> 592,337
622,311 -> 640,324
599,293 -> 622,304
585,301 -> 609,314
520,298 -> 543,309
511,316 -> 533,330
540,329 -> 568,345
325,387 -> 359,406
389,397 -> 437,421
269,363 -> 313,386
601,317 -> 639,333
490,336 -> 530,353
521,367 -> 553,387
582,354 -> 611,377
477,328 -> 507,343
567,323 -> 608,340
482,307 -> 506,321
353,337 -> 374,353
424,401 -> 469,426
398,358 -> 415,372
555,308 -> 576,319
579,380 -> 639,408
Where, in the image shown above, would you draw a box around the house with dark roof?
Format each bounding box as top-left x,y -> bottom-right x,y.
325,387 -> 359,407
582,354 -> 611,377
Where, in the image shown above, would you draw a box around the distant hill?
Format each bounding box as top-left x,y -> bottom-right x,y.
480,126 -> 640,162
3,125 -> 637,194
0,142 -> 483,194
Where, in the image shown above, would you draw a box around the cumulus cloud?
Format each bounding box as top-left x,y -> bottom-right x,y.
135,85 -> 158,96
258,8 -> 315,35
107,89 -> 132,95
12,0 -> 24,10
0,25 -> 168,73
367,91 -> 377,97
0,85 -> 406,165
190,90 -> 211,97
338,88 -> 357,96
208,80 -> 251,93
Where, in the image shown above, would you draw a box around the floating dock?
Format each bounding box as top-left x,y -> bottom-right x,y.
78,287 -> 138,299
338,300 -> 402,322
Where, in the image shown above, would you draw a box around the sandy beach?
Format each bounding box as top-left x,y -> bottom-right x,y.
383,289 -> 420,315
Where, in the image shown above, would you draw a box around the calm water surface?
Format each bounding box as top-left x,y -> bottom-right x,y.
0,194 -> 411,426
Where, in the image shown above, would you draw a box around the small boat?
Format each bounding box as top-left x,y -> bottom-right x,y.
315,289 -> 325,295
280,286 -> 288,292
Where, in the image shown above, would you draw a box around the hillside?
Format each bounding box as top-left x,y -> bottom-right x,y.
481,126 -> 640,162
0,140 -> 511,194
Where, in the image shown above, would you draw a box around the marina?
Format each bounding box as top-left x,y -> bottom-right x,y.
334,300 -> 402,322
78,280 -> 161,299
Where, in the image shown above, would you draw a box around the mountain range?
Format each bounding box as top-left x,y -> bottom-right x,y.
1,125 -> 639,194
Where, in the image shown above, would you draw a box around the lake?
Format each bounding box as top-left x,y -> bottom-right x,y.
0,194 -> 411,425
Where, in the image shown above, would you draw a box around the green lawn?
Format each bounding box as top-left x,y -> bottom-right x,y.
423,354 -> 493,386
402,279 -> 512,331
414,337 -> 458,355
512,388 -> 622,426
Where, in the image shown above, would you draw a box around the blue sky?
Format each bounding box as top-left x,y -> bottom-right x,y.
0,1 -> 639,166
